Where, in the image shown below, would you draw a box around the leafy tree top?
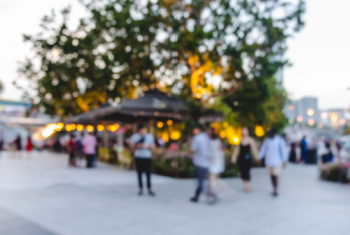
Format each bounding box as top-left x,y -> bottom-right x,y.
16,0 -> 304,124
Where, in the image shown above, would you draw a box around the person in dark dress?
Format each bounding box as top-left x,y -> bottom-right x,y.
231,127 -> 259,192
322,141 -> 334,164
14,135 -> 22,151
289,142 -> 297,163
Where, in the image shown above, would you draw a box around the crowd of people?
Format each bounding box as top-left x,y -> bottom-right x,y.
66,132 -> 98,168
287,135 -> 350,166
4,123 -> 348,205
128,123 -> 288,204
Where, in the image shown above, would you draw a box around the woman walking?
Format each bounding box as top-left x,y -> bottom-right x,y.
207,128 -> 225,204
26,136 -> 33,152
231,127 -> 259,192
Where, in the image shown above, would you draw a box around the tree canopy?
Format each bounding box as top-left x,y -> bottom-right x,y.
16,0 -> 305,129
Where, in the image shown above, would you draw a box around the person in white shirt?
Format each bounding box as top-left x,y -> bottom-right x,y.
129,124 -> 156,196
207,128 -> 225,204
259,128 -> 287,197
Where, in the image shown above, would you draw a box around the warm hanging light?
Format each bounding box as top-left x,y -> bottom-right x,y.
86,125 -> 94,132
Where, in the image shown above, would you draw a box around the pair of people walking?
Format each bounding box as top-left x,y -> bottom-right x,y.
190,126 -> 287,203
68,132 -> 98,168
232,128 -> 287,197
190,125 -> 225,204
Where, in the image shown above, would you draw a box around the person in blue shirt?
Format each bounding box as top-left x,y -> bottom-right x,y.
190,124 -> 212,203
129,124 -> 156,196
300,136 -> 308,163
259,128 -> 287,197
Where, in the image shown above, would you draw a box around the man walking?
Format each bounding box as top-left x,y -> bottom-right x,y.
300,136 -> 308,163
259,128 -> 287,197
82,131 -> 97,168
129,124 -> 156,196
190,125 -> 212,203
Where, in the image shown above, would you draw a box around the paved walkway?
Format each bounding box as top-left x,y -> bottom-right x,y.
0,151 -> 348,235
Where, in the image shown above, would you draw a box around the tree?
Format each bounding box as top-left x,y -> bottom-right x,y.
16,0 -> 305,120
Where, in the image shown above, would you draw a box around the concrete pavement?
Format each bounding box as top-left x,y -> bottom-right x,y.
0,151 -> 348,235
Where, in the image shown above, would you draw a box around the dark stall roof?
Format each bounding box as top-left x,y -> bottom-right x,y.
64,89 -> 190,124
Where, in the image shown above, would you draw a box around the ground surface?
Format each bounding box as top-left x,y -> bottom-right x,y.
0,151 -> 348,235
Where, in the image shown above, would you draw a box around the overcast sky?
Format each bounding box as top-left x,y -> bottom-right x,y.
0,0 -> 349,109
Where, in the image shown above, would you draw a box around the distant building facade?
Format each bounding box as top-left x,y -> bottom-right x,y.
319,109 -> 347,129
285,97 -> 319,125
284,97 -> 348,129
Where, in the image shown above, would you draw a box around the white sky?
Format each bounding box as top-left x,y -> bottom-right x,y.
0,0 -> 349,109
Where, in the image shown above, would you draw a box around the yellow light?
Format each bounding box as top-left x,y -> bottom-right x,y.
157,122 -> 164,128
42,124 -> 57,138
56,122 -> 64,131
255,125 -> 265,137
170,130 -> 181,140
87,125 -> 94,132
71,124 -> 76,130
308,119 -> 315,126
42,129 -> 54,138
167,120 -> 173,126
233,137 -> 240,145
220,130 -> 226,139
211,122 -> 221,130
297,116 -> 303,122
66,125 -> 72,132
161,132 -> 169,143
225,126 -> 242,145
110,125 -> 117,132
307,109 -> 314,116
331,115 -> 338,122
97,125 -> 104,132
195,93 -> 202,99
77,125 -> 84,132
108,124 -> 119,132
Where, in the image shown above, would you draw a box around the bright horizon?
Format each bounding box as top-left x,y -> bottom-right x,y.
0,0 -> 349,110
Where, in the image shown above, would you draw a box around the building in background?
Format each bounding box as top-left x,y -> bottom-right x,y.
319,109 -> 347,129
0,100 -> 58,147
285,97 -> 319,126
284,97 -> 348,129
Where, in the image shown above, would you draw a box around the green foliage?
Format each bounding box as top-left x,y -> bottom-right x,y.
152,150 -> 239,178
16,0 -> 305,120
320,164 -> 350,184
214,78 -> 288,132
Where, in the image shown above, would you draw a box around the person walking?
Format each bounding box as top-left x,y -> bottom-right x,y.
74,133 -> 84,167
300,136 -> 308,163
0,131 -> 4,151
258,128 -> 287,197
129,124 -> 156,196
207,128 -> 225,204
289,142 -> 297,163
231,127 -> 259,192
26,136 -> 33,152
82,131 -> 97,168
14,135 -> 22,151
67,133 -> 76,167
190,124 -> 212,203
